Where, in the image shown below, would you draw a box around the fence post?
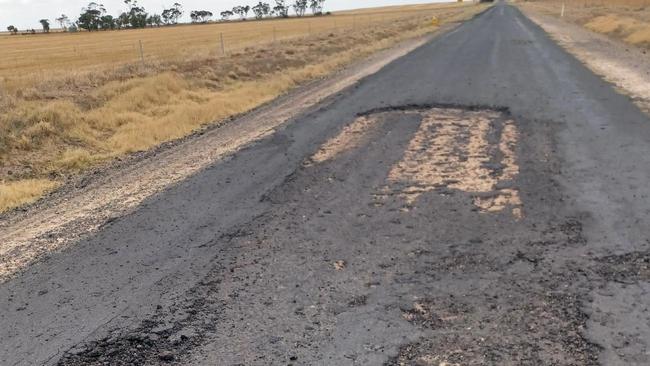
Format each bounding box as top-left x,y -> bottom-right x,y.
561,3 -> 565,17
138,40 -> 145,68
273,27 -> 276,43
220,32 -> 225,55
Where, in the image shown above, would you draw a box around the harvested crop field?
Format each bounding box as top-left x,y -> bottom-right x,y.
0,2 -> 486,213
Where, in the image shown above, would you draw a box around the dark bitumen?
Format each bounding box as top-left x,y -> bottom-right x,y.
2,2 -> 650,365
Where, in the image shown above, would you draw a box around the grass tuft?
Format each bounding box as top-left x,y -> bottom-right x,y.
0,179 -> 58,212
586,14 -> 650,47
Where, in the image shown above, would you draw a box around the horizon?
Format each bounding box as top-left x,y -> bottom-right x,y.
0,0 -> 453,30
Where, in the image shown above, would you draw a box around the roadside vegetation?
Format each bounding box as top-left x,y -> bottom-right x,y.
0,2 -> 486,213
520,0 -> 650,48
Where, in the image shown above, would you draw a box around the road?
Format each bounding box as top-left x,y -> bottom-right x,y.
2,2 -> 650,365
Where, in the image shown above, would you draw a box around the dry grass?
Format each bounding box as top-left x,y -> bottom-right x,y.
520,0 -> 650,47
0,2 -> 487,213
0,179 -> 59,212
585,14 -> 650,46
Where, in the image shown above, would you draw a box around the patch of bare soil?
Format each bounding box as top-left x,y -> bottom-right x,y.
0,32 -> 442,284
521,7 -> 650,115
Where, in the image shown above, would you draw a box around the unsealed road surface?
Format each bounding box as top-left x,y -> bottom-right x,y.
2,3 -> 650,365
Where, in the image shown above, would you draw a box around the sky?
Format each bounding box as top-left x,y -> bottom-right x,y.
0,0 -> 449,30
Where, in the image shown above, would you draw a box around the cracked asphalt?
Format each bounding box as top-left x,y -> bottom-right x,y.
2,2 -> 650,365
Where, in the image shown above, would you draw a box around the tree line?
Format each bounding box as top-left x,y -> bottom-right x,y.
6,0 -> 326,34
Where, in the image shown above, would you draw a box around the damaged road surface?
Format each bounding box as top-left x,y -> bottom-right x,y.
2,3 -> 650,365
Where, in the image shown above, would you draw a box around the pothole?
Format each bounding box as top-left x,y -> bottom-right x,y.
374,107 -> 522,219
304,106 -> 522,218
308,115 -> 377,164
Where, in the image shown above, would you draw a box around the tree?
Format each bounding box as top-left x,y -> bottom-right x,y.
220,10 -> 234,20
56,14 -> 70,30
78,2 -> 106,31
190,10 -> 212,23
122,0 -> 148,28
273,0 -> 289,18
39,19 -> 50,33
116,12 -> 130,29
147,14 -> 162,27
293,0 -> 307,16
7,25 -> 18,34
243,5 -> 251,18
252,2 -> 270,19
232,6 -> 245,20
162,2 -> 183,25
100,15 -> 116,29
309,0 -> 324,15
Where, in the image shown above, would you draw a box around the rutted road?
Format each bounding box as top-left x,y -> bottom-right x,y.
2,3 -> 650,365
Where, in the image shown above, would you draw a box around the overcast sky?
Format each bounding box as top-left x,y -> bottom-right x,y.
0,0 -> 449,29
